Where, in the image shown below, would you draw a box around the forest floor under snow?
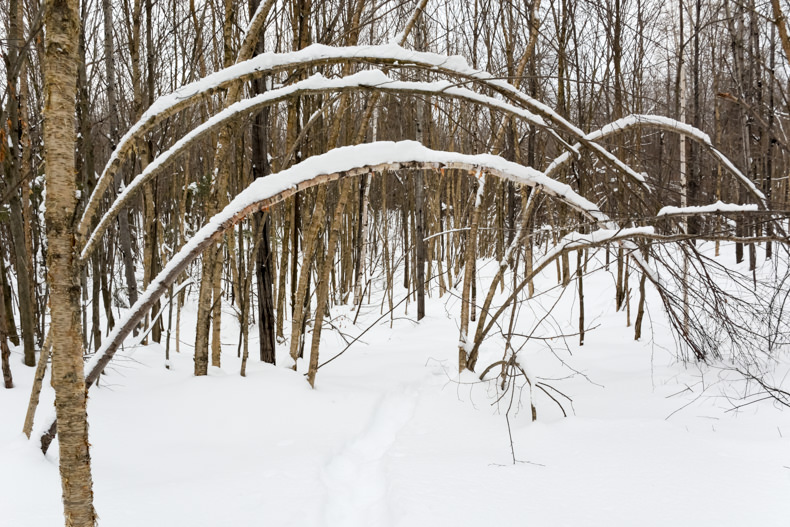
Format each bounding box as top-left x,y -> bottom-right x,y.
1,245 -> 789,526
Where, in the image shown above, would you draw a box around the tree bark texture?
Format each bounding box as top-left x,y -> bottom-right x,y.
42,0 -> 98,524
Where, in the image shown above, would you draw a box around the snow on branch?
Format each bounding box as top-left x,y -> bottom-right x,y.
81,142 -> 617,391
81,43 -> 649,240
532,228 -> 660,291
657,201 -> 759,217
80,70 -> 552,259
44,140 -> 667,452
544,114 -> 767,205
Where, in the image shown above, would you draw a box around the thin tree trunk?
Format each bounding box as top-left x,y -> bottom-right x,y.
414,22 -> 427,321
382,174 -> 395,323
210,252 -> 223,367
578,249 -> 585,345
459,177 -> 485,372
307,179 -> 353,386
23,333 -> 52,436
5,0 -> 36,367
255,211 -> 276,363
289,187 -> 327,366
77,10 -> 100,354
276,199 -> 292,341
99,248 -> 115,331
145,0 -> 163,343
634,252 -> 648,341
353,174 -> 372,305
103,0 -> 138,322
249,4 -> 276,362
0,271 -> 13,388
195,252 -> 216,375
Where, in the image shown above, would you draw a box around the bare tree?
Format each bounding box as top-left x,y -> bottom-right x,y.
40,0 -> 98,523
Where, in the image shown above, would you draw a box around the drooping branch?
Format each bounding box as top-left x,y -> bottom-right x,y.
544,114 -> 767,206
79,70 -> 554,259
466,224 -> 790,368
80,43 -> 650,238
41,141 -> 634,452
465,227 -> 659,369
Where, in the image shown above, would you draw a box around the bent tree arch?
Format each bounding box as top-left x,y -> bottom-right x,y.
80,42 -> 659,240
56,34 -> 777,457
77,77 -> 768,260
41,141 -> 656,453
544,114 -> 767,207
79,70 -> 550,259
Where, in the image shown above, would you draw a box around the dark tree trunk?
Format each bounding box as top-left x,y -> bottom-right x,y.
5,0 -> 36,366
250,0 -> 276,364
0,264 -> 13,388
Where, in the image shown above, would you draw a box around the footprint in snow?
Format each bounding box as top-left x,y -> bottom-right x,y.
322,388 -> 418,527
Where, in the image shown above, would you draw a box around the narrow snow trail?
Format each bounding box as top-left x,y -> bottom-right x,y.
323,387 -> 418,527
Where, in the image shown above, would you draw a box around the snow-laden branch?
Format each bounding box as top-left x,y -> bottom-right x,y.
544,114 -> 767,205
47,141 -> 672,452
656,201 -> 759,217
80,43 -> 648,240
43,140 -> 660,451
465,226 -> 659,369
79,70 -> 553,259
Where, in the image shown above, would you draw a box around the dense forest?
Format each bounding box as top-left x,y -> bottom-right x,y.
2,0 -> 790,525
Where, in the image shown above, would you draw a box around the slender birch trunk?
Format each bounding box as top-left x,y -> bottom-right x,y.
23,333 -> 52,436
307,179 -> 354,386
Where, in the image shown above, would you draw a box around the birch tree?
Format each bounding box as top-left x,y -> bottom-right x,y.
41,0 -> 97,523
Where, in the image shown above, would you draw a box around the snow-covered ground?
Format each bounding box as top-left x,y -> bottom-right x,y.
2,245 -> 789,526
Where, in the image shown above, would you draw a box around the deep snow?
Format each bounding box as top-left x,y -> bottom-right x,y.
1,244 -> 789,526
